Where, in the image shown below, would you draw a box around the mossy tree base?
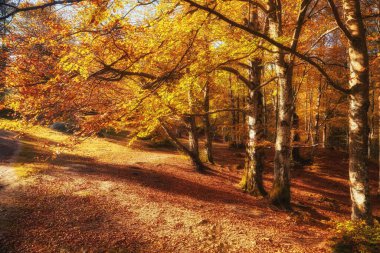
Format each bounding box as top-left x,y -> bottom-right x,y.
269,182 -> 291,210
239,164 -> 267,197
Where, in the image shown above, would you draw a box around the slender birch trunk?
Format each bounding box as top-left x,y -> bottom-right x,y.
311,78 -> 323,158
368,88 -> 375,159
273,90 -> 279,142
188,87 -> 200,161
322,123 -> 328,148
203,79 -> 214,164
292,113 -> 302,164
308,88 -> 313,142
0,1 -> 6,92
263,86 -> 268,137
229,74 -> 237,147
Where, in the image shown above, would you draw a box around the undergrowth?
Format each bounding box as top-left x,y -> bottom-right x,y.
331,220 -> 380,253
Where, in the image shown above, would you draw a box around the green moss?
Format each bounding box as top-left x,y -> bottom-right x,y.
331,220 -> 380,253
269,182 -> 291,209
238,175 -> 247,190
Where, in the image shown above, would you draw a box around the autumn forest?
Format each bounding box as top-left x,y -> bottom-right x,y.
0,0 -> 379,252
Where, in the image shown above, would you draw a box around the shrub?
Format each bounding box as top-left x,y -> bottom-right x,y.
331,220 -> 380,253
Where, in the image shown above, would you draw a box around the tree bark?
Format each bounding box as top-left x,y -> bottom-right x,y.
240,55 -> 267,196
307,88 -> 313,142
229,74 -> 237,147
160,121 -> 205,171
342,0 -> 372,223
378,95 -> 380,195
188,87 -> 200,161
203,79 -> 214,164
311,77 -> 323,158
263,86 -> 268,137
274,88 -> 279,141
238,3 -> 267,196
292,113 -> 303,164
236,95 -> 241,146
0,1 -> 7,93
322,122 -> 328,148
368,88 -> 375,159
304,84 -> 309,133
266,0 -> 292,209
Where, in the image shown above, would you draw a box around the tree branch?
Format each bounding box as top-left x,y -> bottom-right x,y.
181,0 -> 350,94
290,0 -> 311,52
183,108 -> 246,117
0,1 -> 84,20
326,0 -> 353,41
219,66 -> 251,87
306,26 -> 339,53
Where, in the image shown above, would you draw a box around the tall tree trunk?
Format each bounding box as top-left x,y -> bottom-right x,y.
307,88 -> 313,142
342,0 -> 372,223
322,122 -> 328,148
274,88 -> 279,142
304,84 -> 309,133
0,0 -> 7,94
240,56 -> 267,196
263,86 -> 268,137
311,77 -> 323,158
203,79 -> 214,163
292,113 -> 303,164
229,74 -> 237,147
236,95 -> 241,146
238,3 -> 267,196
188,87 -> 200,160
266,0 -> 311,207
188,117 -> 199,155
368,88 -> 375,159
266,0 -> 292,208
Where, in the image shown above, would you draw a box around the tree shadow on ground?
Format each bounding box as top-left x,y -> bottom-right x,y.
7,133 -> 357,230
0,191 -> 145,253
49,152 -> 333,227
51,152 -> 266,207
0,131 -> 19,163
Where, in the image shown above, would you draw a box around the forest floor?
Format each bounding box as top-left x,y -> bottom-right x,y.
0,119 -> 379,253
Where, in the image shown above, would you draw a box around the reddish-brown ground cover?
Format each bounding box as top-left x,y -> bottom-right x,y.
0,129 -> 379,252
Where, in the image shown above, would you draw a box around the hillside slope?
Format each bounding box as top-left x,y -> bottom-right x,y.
0,120 -> 379,252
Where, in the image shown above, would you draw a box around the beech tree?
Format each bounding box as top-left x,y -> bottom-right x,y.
180,0 -> 376,221
327,0 -> 372,222
3,0 -> 379,224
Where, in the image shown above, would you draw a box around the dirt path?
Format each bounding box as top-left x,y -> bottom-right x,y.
0,131 -> 20,189
0,130 -> 378,252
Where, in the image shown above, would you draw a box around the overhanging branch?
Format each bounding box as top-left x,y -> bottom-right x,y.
181,0 -> 350,94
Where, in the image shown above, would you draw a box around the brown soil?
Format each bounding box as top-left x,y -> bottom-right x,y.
0,131 -> 379,253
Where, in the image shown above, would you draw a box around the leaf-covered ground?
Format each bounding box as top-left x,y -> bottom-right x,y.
0,120 -> 379,252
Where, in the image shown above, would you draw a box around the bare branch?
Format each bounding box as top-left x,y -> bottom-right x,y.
327,0 -> 353,41
306,26 -> 339,53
